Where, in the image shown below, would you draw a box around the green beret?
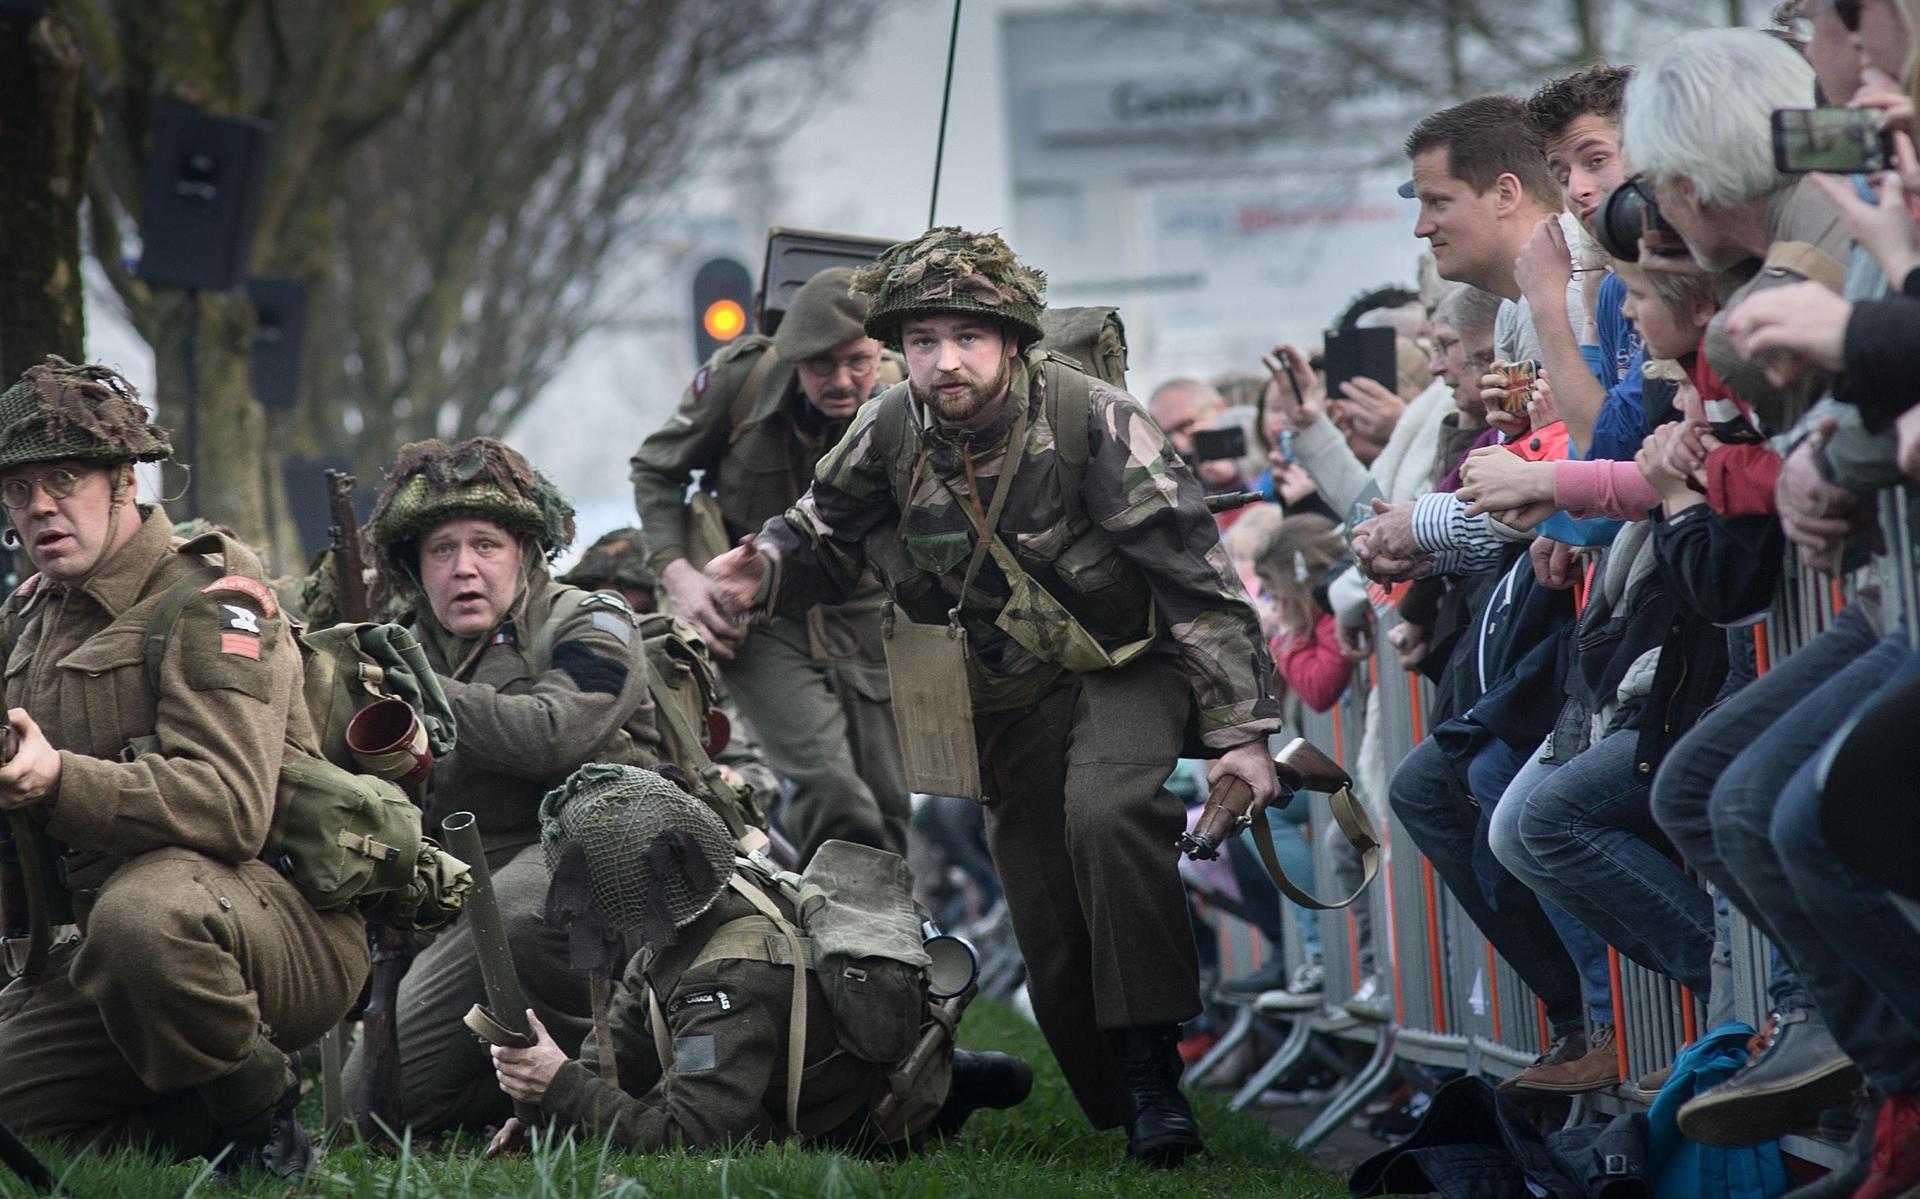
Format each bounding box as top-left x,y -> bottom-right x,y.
772,267 -> 871,363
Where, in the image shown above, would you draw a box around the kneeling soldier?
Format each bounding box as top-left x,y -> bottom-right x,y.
342,438 -> 664,1133
488,765 -> 1031,1151
0,359 -> 367,1176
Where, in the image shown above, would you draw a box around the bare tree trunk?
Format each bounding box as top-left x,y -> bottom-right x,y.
1569,0 -> 1602,63
190,292 -> 268,545
0,7 -> 93,379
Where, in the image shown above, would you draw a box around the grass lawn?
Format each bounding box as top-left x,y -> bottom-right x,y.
0,1001 -> 1348,1198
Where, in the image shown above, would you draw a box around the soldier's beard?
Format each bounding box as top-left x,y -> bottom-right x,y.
919,356 -> 1011,428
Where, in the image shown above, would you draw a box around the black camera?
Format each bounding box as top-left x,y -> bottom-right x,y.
1189,426 -> 1247,462
1594,174 -> 1688,262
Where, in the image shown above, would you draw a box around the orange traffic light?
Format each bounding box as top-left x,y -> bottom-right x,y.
703,299 -> 747,342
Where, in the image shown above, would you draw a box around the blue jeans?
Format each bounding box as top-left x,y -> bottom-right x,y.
1491,729 -> 1714,996
1390,736 -> 1585,1031
1653,606 -> 1920,1093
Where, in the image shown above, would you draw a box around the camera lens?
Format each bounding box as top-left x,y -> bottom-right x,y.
1595,179 -> 1651,261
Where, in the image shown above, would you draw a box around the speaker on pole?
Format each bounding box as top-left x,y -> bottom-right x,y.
0,2 -> 48,18
248,278 -> 306,410
135,103 -> 269,292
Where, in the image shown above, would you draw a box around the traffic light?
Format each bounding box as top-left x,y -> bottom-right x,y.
692,257 -> 754,362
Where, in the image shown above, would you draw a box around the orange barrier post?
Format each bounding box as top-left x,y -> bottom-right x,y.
1538,999 -> 1551,1056
1348,914 -> 1363,991
1607,947 -> 1628,1085
1423,860 -> 1447,1035
1754,624 -> 1770,677
1486,943 -> 1504,1042
1680,985 -> 1699,1045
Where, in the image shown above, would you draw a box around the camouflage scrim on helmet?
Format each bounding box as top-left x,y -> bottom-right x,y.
366,437 -> 576,585
0,357 -> 172,472
560,527 -> 659,593
539,764 -> 737,948
850,227 -> 1047,349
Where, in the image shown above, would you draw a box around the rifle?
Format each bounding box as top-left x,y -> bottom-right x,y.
328,471 -> 410,1143
0,1117 -> 57,1194
1176,736 -> 1381,910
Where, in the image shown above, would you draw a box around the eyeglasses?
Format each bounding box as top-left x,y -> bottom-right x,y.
1,467 -> 88,511
799,353 -> 878,379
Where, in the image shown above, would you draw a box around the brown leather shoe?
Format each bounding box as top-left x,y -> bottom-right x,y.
1507,1024 -> 1621,1094
1496,1026 -> 1585,1091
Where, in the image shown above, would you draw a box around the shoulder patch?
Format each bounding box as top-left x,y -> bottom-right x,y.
13,573 -> 40,601
590,610 -> 634,646
199,575 -> 279,620
672,1032 -> 718,1074
692,365 -> 712,401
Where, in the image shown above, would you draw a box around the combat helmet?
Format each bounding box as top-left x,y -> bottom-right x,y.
0,357 -> 172,472
560,527 -> 658,594
366,437 -> 575,589
539,764 -> 737,950
851,227 -> 1047,349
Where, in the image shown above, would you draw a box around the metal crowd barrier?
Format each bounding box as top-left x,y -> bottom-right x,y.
1213,529 -> 1902,1160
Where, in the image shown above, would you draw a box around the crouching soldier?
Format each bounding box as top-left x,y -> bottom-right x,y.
486,764 -> 1032,1151
0,359 -> 367,1176
342,437 -> 667,1134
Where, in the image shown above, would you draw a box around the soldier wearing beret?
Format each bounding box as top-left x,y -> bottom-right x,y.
706,229 -> 1284,1167
0,359 -> 366,1178
631,266 -> 909,863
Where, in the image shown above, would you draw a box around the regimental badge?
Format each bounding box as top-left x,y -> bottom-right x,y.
217,603 -> 262,660
692,365 -> 712,402
199,575 -> 280,619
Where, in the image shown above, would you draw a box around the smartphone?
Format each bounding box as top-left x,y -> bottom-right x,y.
1772,107 -> 1891,174
1323,326 -> 1398,399
1190,426 -> 1247,462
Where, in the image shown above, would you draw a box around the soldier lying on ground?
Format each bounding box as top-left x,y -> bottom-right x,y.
486,764 -> 1031,1152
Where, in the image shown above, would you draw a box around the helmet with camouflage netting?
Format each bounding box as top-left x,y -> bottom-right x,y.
366,437 -> 575,588
539,764 -> 737,949
0,357 -> 172,473
560,527 -> 658,593
851,227 -> 1047,350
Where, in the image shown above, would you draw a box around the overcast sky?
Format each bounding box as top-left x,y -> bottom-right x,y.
516,0 -> 1040,547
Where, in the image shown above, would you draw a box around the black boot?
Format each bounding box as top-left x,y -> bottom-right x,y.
208,1075 -> 311,1181
926,1049 -> 1035,1137
1115,1026 -> 1205,1168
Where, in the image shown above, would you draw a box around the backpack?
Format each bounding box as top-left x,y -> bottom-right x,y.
139,562 -> 465,925
651,840 -> 954,1144
1035,305 -> 1129,391
527,589 -> 767,841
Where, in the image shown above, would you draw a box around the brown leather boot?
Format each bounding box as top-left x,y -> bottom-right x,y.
1508,1024 -> 1621,1094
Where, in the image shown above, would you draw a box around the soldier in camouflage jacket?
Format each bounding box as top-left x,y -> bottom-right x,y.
709,229 -> 1283,1168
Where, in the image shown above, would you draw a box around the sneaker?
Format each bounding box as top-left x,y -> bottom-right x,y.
1497,1026 -> 1586,1092
1676,1009 -> 1863,1149
1255,962 -> 1326,1012
1342,973 -> 1393,1023
1505,1024 -> 1620,1094
1855,1094 -> 1920,1199
1219,960 -> 1290,997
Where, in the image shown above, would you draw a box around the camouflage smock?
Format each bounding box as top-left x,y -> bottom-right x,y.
756,357 -> 1281,749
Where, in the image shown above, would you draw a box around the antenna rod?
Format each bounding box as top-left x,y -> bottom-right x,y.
928,0 -> 963,228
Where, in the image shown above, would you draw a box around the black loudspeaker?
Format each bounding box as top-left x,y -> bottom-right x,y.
0,2 -> 49,18
135,103 -> 270,292
248,278 -> 305,409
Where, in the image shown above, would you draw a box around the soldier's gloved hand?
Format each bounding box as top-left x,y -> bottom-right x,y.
1208,739 -> 1280,818
490,1008 -> 567,1104
0,708 -> 60,810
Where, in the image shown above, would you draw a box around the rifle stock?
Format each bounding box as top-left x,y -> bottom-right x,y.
328,470 -> 410,1142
